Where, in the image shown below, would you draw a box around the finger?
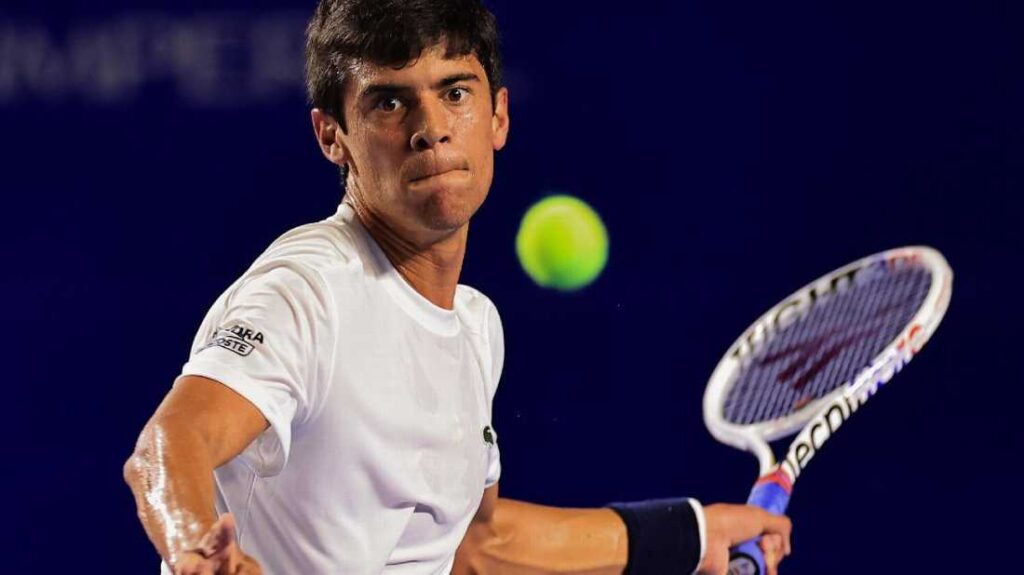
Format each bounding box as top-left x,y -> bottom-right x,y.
707,504 -> 770,544
232,556 -> 262,575
771,519 -> 791,556
200,514 -> 238,559
759,533 -> 782,555
221,543 -> 243,574
766,550 -> 778,575
765,532 -> 778,572
760,522 -> 791,557
175,552 -> 216,575
238,559 -> 263,575
758,511 -> 792,539
760,534 -> 778,575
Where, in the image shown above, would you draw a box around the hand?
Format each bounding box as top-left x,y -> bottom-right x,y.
697,503 -> 792,575
173,514 -> 263,575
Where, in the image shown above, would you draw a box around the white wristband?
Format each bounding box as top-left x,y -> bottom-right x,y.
686,498 -> 708,575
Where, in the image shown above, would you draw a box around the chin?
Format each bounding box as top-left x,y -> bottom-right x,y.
417,187 -> 484,232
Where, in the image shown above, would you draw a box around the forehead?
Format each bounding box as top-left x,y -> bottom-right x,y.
347,45 -> 488,94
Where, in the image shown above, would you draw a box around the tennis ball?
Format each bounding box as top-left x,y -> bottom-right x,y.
516,195 -> 609,291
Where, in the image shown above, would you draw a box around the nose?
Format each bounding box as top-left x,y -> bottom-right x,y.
409,100 -> 452,151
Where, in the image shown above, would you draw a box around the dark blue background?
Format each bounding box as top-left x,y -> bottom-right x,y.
4,0 -> 1021,572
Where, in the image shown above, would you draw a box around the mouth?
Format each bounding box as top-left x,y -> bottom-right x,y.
408,168 -> 470,184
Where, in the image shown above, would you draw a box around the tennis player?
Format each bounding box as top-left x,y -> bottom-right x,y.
124,1 -> 792,573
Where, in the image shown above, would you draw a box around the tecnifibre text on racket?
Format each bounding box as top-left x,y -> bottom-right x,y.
703,246 -> 952,575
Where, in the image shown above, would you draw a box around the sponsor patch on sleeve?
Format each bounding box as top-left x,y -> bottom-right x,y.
198,323 -> 266,357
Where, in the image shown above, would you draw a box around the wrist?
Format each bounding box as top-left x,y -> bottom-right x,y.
607,497 -> 705,574
687,499 -> 708,573
163,517 -> 217,569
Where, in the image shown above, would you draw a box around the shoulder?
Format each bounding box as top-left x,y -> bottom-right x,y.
254,217 -> 363,274
238,211 -> 374,296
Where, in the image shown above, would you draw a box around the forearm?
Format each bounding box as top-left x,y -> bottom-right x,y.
123,421 -> 219,567
457,498 -> 628,575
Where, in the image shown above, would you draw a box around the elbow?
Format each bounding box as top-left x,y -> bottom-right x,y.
456,520 -> 517,575
122,455 -> 134,485
123,435 -> 149,492
123,421 -> 163,490
454,524 -> 492,575
123,451 -> 143,489
122,419 -> 212,492
454,546 -> 485,575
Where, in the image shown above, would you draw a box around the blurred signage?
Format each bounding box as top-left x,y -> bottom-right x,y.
0,12 -> 309,106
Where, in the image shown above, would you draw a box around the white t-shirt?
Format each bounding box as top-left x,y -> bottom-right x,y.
163,201 -> 504,575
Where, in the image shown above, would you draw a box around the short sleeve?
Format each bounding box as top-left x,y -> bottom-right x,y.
179,263 -> 335,476
482,301 -> 504,487
483,301 -> 505,399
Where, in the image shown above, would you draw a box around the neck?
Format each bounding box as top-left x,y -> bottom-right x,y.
346,196 -> 467,310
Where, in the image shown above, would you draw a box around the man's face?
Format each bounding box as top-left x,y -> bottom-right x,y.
336,44 -> 509,241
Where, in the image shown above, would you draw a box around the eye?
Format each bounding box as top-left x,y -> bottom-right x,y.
375,97 -> 402,112
445,87 -> 469,103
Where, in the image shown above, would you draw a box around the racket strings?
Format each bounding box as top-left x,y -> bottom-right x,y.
723,266 -> 931,425
743,268 -> 922,422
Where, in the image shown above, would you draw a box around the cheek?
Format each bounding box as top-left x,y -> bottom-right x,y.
356,130 -> 404,178
475,148 -> 494,189
460,113 -> 496,181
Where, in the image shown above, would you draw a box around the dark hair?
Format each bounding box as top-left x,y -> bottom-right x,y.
305,0 -> 503,131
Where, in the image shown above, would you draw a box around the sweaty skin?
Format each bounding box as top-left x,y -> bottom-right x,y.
124,376 -> 267,573
314,44 -> 509,310
126,42 -> 792,575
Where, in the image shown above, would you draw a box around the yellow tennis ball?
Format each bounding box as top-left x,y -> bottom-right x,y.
515,195 -> 609,291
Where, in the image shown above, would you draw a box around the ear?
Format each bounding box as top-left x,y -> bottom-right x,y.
311,109 -> 349,167
490,87 -> 510,151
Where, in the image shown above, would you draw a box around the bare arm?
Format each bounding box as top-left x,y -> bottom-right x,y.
123,375 -> 268,572
454,485 -> 628,575
454,485 -> 792,575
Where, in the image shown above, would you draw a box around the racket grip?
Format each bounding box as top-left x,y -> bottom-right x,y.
727,473 -> 792,575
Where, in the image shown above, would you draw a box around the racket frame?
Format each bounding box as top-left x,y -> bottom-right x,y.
703,246 -> 953,481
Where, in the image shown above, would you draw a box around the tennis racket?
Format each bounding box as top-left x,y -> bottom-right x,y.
702,246 -> 952,575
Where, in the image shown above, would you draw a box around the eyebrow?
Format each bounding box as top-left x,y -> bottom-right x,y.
358,72 -> 482,101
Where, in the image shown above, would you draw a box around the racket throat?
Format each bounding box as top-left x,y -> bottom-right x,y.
755,467 -> 795,494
